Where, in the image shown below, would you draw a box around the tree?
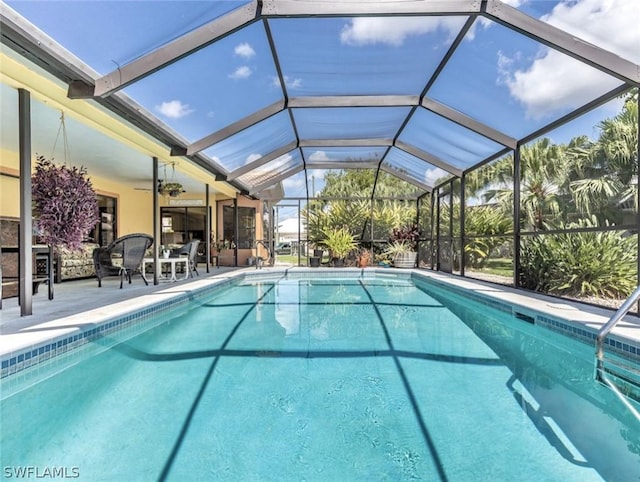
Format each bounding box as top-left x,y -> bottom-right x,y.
304,167 -> 418,244
477,138 -> 570,231
569,91 -> 638,221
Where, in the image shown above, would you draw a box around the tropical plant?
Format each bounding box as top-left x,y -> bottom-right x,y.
322,226 -> 358,260
374,252 -> 392,265
520,216 -> 636,299
303,168 -> 417,244
568,92 -> 638,219
465,92 -> 639,232
384,240 -> 414,257
31,155 -> 99,250
464,205 -> 512,269
371,202 -> 415,240
478,138 -> 571,231
390,224 -> 420,250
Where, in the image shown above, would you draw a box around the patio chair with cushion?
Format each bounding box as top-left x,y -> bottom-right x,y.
174,239 -> 200,278
93,233 -> 153,288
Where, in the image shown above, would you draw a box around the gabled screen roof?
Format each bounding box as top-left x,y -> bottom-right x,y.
3,0 -> 639,200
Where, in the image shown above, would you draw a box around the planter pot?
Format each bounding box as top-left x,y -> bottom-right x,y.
393,251 -> 417,268
309,257 -> 320,267
332,257 -> 344,267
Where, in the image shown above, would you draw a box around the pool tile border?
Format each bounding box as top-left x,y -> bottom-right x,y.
1,268 -> 638,383
0,275 -> 237,381
411,271 -> 640,364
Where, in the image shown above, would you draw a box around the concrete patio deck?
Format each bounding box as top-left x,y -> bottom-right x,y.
0,266 -> 244,339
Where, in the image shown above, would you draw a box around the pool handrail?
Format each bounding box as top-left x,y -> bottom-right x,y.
595,284 -> 640,379
254,240 -> 271,269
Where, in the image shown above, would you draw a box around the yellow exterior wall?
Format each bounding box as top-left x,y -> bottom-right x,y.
0,147 -> 20,218
0,172 -> 20,219
1,163 -> 223,241
0,53 -> 237,244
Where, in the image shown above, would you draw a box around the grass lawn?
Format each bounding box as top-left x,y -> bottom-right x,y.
274,254 -> 311,264
470,258 -> 513,277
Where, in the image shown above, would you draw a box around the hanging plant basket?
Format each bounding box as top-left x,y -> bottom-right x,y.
31,155 -> 99,250
158,182 -> 184,198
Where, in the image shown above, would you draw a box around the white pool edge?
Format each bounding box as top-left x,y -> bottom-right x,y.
1,267 -> 638,380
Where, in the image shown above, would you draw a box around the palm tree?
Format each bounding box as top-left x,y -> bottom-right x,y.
569,92 -> 638,219
476,138 -> 570,231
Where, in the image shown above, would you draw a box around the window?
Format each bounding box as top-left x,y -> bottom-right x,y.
223,205 -> 256,249
161,207 -> 208,247
92,194 -> 117,246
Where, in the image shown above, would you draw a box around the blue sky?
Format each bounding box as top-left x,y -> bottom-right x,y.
6,0 -> 639,207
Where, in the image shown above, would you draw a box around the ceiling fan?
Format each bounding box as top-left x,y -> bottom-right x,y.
133,163 -> 186,197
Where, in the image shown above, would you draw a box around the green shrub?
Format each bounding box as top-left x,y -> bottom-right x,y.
520,217 -> 636,299
464,205 -> 512,269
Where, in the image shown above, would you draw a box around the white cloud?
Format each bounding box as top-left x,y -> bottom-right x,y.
308,151 -> 331,162
424,167 -> 446,187
541,0 -> 640,63
250,153 -> 293,179
272,75 -> 303,90
282,174 -> 305,189
245,153 -> 262,165
156,100 -> 194,119
234,42 -> 256,59
499,50 -> 619,119
498,0 -> 637,119
341,17 -> 463,46
229,66 -> 252,79
273,153 -> 293,167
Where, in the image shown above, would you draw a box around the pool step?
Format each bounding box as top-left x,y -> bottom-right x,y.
601,358 -> 640,403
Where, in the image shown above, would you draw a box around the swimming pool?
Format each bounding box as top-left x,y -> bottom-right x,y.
1,272 -> 639,481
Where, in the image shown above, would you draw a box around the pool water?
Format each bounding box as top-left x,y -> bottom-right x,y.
1,275 -> 639,481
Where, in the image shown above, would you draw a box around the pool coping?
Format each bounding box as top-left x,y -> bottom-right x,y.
1,267 -> 639,380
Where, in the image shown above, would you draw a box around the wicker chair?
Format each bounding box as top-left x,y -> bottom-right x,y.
175,239 -> 200,278
92,233 -> 153,288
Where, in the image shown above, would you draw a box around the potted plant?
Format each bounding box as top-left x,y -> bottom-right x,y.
31,155 -> 99,250
356,247 -> 371,268
159,182 -> 184,197
322,227 -> 357,267
387,224 -> 419,268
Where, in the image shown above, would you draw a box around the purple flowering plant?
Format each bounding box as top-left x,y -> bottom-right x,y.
31,155 -> 99,250
390,224 -> 420,250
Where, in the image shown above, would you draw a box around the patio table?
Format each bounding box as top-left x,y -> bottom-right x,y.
141,257 -> 189,282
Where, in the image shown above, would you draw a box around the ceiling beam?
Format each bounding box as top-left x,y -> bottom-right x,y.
300,138 -> 393,147
484,0 -> 640,86
379,164 -> 431,192
421,98 -> 517,149
93,1 -> 259,97
394,140 -> 463,177
305,161 -> 380,170
289,95 -> 419,108
187,100 -> 285,155
249,164 -> 304,194
226,141 -> 297,180
261,0 -> 481,16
